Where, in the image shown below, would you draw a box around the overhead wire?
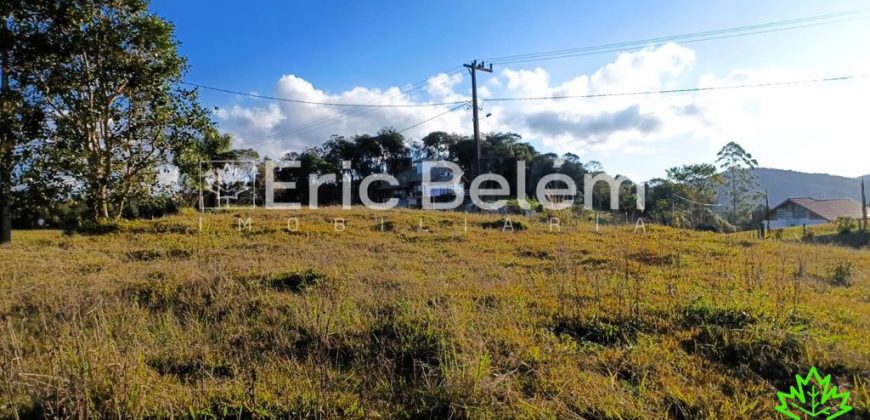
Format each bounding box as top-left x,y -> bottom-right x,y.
182,80 -> 466,108
484,74 -> 866,103
673,193 -> 721,207
484,8 -> 870,64
267,67 -> 465,140
187,8 -> 869,153
398,102 -> 469,133
242,67 -> 465,150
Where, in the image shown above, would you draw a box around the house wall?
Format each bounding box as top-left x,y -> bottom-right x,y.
766,218 -> 827,229
767,202 -> 827,229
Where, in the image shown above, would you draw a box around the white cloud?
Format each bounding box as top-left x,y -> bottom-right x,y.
691,68 -> 870,177
213,42 -> 869,178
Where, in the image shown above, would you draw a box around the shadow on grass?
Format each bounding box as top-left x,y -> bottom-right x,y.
808,231 -> 869,249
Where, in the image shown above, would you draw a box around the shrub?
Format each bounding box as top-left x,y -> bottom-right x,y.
66,219 -> 121,235
682,299 -> 758,329
552,315 -> 638,346
835,217 -> 856,234
830,261 -> 853,287
480,218 -> 526,231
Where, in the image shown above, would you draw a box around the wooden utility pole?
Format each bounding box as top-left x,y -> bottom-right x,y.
862,178 -> 867,232
764,189 -> 770,238
463,60 -> 492,177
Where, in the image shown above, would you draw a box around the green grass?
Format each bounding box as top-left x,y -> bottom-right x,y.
1,208 -> 868,418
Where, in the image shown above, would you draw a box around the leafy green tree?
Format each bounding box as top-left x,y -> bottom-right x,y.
276,148 -> 339,204
716,141 -> 760,226
647,163 -> 729,230
418,131 -> 464,160
28,0 -> 202,219
1,2 -> 49,243
172,107 -> 232,203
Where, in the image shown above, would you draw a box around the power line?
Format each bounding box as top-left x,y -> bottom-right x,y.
492,17 -> 869,65
194,8 -> 869,153
243,73 -> 865,154
188,8 -> 868,111
673,193 -> 721,207
398,102 -> 468,133
183,80 -> 466,108
240,67 -> 465,150
484,74 -> 866,103
265,68 -> 465,141
485,8 -> 870,64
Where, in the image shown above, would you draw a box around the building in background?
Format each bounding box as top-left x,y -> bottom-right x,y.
766,197 -> 869,229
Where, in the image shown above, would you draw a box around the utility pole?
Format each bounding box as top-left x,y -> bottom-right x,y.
862,178 -> 867,232
764,189 -> 770,238
464,60 -> 492,177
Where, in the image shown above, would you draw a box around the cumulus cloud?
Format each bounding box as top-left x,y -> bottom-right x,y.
212,42 -> 869,178
526,106 -> 662,142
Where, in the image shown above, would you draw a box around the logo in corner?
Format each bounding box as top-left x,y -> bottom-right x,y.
776,366 -> 852,419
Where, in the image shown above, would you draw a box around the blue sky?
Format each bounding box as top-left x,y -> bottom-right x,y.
152,0 -> 870,180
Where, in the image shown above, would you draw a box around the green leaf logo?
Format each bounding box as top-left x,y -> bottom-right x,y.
776,366 -> 852,419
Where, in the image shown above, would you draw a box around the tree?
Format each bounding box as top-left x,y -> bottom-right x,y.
277,148 -> 339,205
418,131 -> 463,160
30,0 -> 201,219
716,141 -> 760,226
646,163 -> 729,230
1,2 -> 48,243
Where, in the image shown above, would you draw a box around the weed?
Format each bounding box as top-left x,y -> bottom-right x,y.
1,208 -> 867,418
830,261 -> 853,287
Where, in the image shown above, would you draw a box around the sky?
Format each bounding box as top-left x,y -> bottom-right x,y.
151,0 -> 870,181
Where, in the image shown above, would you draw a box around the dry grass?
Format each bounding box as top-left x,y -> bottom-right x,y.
1,208 -> 868,418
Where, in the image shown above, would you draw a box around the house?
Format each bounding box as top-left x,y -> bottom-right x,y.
374,162 -> 465,208
766,197 -> 869,229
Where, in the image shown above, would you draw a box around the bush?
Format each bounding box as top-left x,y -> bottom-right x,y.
67,220 -> 121,235
505,197 -> 542,214
835,217 -> 856,234
123,194 -> 180,219
480,218 -> 527,231
830,261 -> 853,287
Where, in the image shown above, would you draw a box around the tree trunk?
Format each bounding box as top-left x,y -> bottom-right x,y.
91,177 -> 110,220
0,167 -> 11,245
730,168 -> 737,224
92,148 -> 112,219
99,185 -> 109,219
216,169 -> 221,208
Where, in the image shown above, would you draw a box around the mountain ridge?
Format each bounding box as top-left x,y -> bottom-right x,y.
751,167 -> 868,205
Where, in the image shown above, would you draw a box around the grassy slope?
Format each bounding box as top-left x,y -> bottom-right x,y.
1,208 -> 868,418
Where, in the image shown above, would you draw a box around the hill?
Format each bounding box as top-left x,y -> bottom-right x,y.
0,209 -> 868,418
753,167 -> 868,205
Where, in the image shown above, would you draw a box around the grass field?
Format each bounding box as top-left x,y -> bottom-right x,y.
1,208 -> 868,418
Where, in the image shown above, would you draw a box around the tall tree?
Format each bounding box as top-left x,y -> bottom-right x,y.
716,141 -> 760,226
173,117 -> 260,209
30,0 -> 200,219
1,2 -> 48,243
418,131 -> 464,160
1,9 -> 14,244
646,163 -> 727,229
